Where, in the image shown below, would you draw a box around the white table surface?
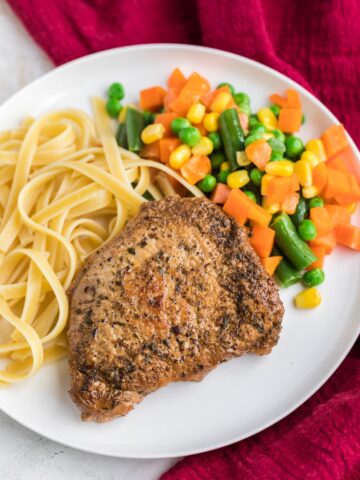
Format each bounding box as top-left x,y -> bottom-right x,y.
0,2 -> 178,478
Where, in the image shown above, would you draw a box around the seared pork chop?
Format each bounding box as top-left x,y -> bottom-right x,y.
68,196 -> 284,421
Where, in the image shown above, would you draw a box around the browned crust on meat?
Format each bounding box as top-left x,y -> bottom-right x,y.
67,197 -> 284,421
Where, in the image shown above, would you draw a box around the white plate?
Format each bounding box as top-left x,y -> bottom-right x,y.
0,44 -> 359,459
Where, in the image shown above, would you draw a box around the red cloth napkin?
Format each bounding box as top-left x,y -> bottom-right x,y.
7,0 -> 360,478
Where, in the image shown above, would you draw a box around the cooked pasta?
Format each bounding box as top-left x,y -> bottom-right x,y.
0,97 -> 202,385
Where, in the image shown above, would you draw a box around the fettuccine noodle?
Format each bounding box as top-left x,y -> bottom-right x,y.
0,97 -> 202,386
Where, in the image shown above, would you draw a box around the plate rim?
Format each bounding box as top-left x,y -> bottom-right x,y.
0,43 -> 359,459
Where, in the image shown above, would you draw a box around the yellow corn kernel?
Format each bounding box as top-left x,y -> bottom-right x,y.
257,107 -> 277,130
119,103 -> 137,123
295,287 -> 321,309
210,92 -> 232,113
203,112 -> 220,132
262,132 -> 274,140
187,103 -> 206,124
302,185 -> 318,199
227,170 -> 250,189
236,151 -> 251,166
305,139 -> 327,162
192,136 -> 214,156
345,202 -> 357,214
262,200 -> 280,214
169,145 -> 192,169
261,173 -> 275,195
220,161 -> 230,172
301,151 -> 321,168
265,160 -> 294,177
294,159 -> 312,187
141,123 -> 165,144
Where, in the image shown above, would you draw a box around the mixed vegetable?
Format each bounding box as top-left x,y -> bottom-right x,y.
105,69 -> 360,309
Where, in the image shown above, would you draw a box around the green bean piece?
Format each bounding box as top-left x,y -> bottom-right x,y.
126,108 -> 145,152
273,247 -> 302,288
290,196 -> 308,228
271,212 -> 317,270
219,108 -> 245,171
116,122 -> 128,149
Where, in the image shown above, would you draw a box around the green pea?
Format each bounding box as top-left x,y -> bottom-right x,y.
106,98 -> 122,118
248,116 -> 260,130
250,124 -> 266,135
268,137 -> 286,160
210,152 -> 225,170
108,82 -> 125,100
298,219 -> 317,241
243,190 -> 257,202
217,82 -> 235,96
171,117 -> 191,135
309,197 -> 324,209
208,132 -> 222,151
269,104 -> 280,117
197,175 -> 217,193
179,127 -> 201,147
244,132 -> 262,147
250,168 -> 264,187
303,268 -> 325,287
143,110 -> 156,125
217,170 -> 230,184
285,135 -> 304,159
272,129 -> 286,143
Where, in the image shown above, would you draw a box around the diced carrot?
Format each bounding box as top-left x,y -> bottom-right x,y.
334,174 -> 360,204
328,146 -> 360,182
269,93 -> 288,108
250,225 -> 275,258
281,192 -> 300,214
312,162 -> 327,193
180,155 -> 211,185
324,205 -> 350,225
223,188 -> 252,225
167,68 -> 186,91
334,223 -> 360,251
248,203 -> 272,227
211,183 -> 231,204
140,141 -> 160,160
285,89 -> 301,108
170,72 -> 211,116
200,90 -> 214,109
327,156 -> 349,174
291,173 -> 300,191
310,207 -> 334,236
266,176 -> 294,204
306,246 -> 326,270
155,112 -> 177,137
261,256 -> 283,276
321,124 -> 348,158
159,138 -> 181,163
163,89 -> 178,112
278,108 -> 302,133
139,86 -> 167,111
245,139 -> 272,170
309,230 -> 337,254
193,120 -> 207,136
323,168 -> 349,199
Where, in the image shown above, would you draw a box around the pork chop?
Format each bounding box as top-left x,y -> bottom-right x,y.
67,196 -> 284,422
